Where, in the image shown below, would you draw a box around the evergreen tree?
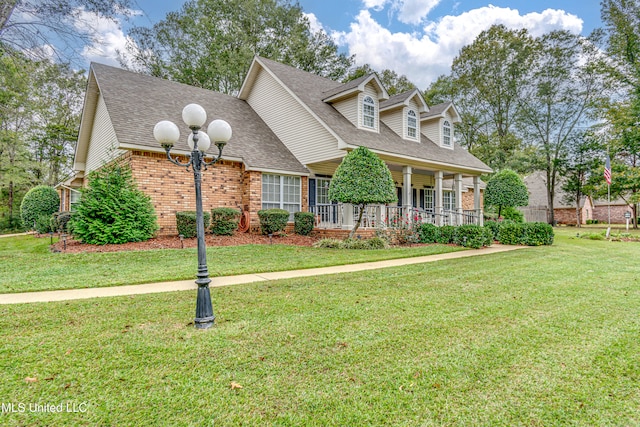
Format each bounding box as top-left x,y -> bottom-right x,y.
70,163 -> 158,244
484,169 -> 529,219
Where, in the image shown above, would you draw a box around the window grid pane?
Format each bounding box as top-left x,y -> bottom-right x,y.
443,120 -> 451,146
407,110 -> 417,138
363,96 -> 375,128
317,178 -> 330,205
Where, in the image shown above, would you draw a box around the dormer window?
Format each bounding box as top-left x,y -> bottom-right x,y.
363,96 -> 375,129
407,109 -> 417,139
443,120 -> 452,147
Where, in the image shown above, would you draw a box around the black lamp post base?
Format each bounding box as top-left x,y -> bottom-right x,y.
194,285 -> 215,329
194,316 -> 215,329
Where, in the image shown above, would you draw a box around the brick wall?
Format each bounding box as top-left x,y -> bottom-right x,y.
461,189 -> 483,211
593,205 -> 634,224
128,151 -> 244,235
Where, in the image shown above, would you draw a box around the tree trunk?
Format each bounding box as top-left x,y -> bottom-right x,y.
348,204 -> 366,239
8,180 -> 14,220
0,0 -> 18,31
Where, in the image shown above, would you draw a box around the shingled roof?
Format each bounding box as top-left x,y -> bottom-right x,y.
78,63 -> 308,174
254,57 -> 491,174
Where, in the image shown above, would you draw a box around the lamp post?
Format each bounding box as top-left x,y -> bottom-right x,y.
153,104 -> 232,329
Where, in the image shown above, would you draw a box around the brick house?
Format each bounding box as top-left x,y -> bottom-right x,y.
60,57 -> 492,235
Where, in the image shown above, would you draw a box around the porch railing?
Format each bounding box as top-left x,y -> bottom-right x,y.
307,204 -> 483,230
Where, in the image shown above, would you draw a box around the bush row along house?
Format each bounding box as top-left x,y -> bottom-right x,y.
58,57 -> 492,235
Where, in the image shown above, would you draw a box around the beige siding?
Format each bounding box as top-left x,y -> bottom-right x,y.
246,68 -> 343,165
390,171 -> 434,188
422,118 -> 440,145
85,94 -> 124,174
380,108 -> 403,139
333,96 -> 358,128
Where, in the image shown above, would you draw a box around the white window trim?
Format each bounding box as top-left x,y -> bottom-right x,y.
442,120 -> 453,149
316,177 -> 331,205
261,174 -> 301,220
406,109 -> 418,140
362,95 -> 377,131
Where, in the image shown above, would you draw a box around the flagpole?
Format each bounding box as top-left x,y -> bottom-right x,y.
605,152 -> 612,238
606,182 -> 611,238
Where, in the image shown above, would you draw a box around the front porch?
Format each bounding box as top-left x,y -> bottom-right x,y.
308,204 -> 483,231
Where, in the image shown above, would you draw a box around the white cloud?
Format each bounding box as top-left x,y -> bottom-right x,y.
71,8 -> 140,68
363,0 -> 390,11
304,12 -> 324,34
395,0 -> 441,25
333,6 -> 584,89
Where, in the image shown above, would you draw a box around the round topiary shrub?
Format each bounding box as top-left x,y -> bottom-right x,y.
294,211 -> 315,236
258,208 -> 290,235
210,207 -> 241,236
20,185 -> 60,231
176,211 -> 211,238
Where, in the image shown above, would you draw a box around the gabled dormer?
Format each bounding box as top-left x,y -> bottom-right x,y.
379,89 -> 429,142
322,74 -> 389,133
420,102 -> 461,150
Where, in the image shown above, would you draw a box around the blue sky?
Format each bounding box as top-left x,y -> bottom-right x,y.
77,0 -> 603,88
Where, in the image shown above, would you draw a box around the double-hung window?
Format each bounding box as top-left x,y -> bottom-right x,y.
443,120 -> 452,147
262,174 -> 301,219
443,190 -> 456,211
363,96 -> 375,129
424,186 -> 434,211
407,109 -> 417,139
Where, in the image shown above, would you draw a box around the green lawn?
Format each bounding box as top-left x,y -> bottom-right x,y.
1,230 -> 639,425
0,235 -> 463,293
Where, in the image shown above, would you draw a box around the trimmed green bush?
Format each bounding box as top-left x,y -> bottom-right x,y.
484,220 -> 501,241
34,215 -> 53,234
258,208 -> 290,235
294,211 -> 315,236
70,164 -> 158,244
497,221 -> 521,245
176,211 -> 211,239
522,222 -> 554,246
52,211 -> 73,233
454,224 -> 493,249
415,223 -> 439,243
20,185 -> 60,231
502,206 -> 524,223
435,225 -> 456,244
210,207 -> 240,236
312,236 -> 389,250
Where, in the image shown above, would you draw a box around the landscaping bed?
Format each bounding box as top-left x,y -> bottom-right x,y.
49,232 -> 320,253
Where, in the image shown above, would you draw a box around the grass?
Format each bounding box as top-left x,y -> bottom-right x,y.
0,229 -> 639,425
0,235 -> 464,294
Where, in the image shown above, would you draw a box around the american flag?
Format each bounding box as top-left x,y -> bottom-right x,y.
604,155 -> 612,185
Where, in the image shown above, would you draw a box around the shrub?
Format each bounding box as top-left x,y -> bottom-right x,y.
0,215 -> 26,234
20,186 -> 60,231
415,223 -> 439,243
312,236 -> 389,250
497,221 -> 522,245
210,207 -> 240,236
502,206 -> 524,223
454,224 -> 493,249
52,211 -> 73,233
435,225 -> 456,244
34,215 -> 53,234
294,211 -> 315,236
70,163 -> 158,244
484,220 -> 501,241
176,211 -> 211,238
258,209 -> 290,235
521,222 -> 554,246
313,238 -> 343,248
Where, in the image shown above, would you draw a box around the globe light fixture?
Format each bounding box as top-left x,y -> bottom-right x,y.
154,103 -> 232,329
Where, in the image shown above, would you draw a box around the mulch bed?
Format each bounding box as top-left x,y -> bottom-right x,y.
49,232 -> 321,253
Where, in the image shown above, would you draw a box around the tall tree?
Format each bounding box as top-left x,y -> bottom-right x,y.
449,25 -> 536,172
561,131 -> 602,227
126,0 -> 353,95
517,30 -> 606,225
0,0 -> 132,62
600,0 -> 640,226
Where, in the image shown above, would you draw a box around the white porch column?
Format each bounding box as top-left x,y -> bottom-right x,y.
455,173 -> 463,225
341,203 -> 354,230
473,176 -> 483,226
376,204 -> 386,228
435,171 -> 443,226
403,166 -> 413,223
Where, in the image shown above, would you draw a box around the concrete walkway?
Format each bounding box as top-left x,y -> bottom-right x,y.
0,245 -> 526,305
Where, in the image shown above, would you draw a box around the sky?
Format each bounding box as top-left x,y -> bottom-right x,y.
75,0 -> 603,89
